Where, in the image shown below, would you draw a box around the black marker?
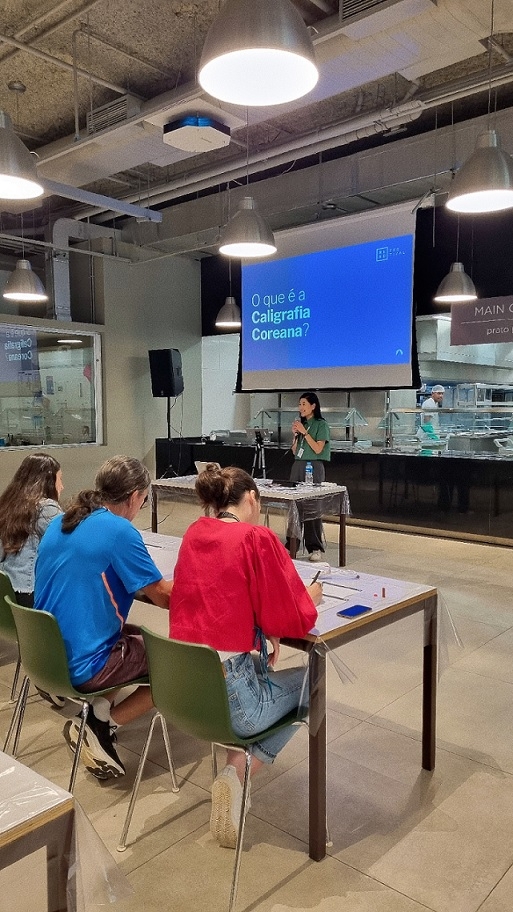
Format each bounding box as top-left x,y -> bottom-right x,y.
310,570 -> 321,584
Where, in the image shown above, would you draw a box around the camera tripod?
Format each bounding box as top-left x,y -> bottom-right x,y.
251,430 -> 267,478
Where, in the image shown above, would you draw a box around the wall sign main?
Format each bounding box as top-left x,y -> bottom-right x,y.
451,296 -> 513,345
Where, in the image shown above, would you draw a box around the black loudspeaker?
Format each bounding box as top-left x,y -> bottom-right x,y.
148,349 -> 184,397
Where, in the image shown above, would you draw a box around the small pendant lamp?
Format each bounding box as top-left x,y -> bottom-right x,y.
434,262 -> 477,303
215,296 -> 242,329
219,196 -> 276,258
3,259 -> 48,302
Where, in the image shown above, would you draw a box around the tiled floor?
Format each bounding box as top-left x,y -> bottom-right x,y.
2,501 -> 513,912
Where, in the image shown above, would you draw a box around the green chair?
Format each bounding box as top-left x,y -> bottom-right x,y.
117,628 -> 306,912
0,571 -> 23,704
6,596 -> 178,795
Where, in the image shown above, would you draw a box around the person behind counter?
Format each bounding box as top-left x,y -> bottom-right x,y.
34,455 -> 173,781
421,384 -> 445,429
290,390 -> 331,562
170,463 -> 321,849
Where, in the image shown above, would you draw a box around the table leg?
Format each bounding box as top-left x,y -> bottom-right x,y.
308,644 -> 327,861
0,805 -> 75,912
289,538 -> 298,560
339,507 -> 346,567
422,594 -> 438,771
151,486 -> 158,533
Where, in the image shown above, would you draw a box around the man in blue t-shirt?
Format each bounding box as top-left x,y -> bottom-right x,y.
35,455 -> 172,781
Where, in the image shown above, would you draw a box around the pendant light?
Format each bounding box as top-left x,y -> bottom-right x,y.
219,114 -> 276,258
215,296 -> 242,329
434,262 -> 477,303
215,259 -> 242,330
219,196 -> 276,258
3,258 -> 48,303
0,111 -> 44,200
199,0 -> 318,107
446,1 -> 513,214
434,216 -> 477,304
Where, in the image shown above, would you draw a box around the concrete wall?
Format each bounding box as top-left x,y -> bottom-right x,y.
0,253 -> 201,498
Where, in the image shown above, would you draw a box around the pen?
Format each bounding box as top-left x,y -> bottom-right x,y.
310,570 -> 321,584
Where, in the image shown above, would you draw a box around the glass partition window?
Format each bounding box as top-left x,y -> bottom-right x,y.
0,324 -> 102,447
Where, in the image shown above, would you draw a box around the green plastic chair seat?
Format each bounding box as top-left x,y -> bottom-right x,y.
0,571 -> 23,708
118,626 -> 307,912
6,596 -> 150,792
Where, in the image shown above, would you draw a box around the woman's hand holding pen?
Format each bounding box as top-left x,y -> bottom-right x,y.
307,570 -> 323,606
306,570 -> 322,608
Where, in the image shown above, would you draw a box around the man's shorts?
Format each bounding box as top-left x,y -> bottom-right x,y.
76,623 -> 148,692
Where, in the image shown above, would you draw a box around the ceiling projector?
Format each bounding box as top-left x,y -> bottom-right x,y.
163,115 -> 231,152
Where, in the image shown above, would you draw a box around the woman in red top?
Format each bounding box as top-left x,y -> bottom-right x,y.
170,464 -> 321,849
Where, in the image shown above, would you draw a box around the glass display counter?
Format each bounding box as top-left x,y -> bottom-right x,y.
382,406 -> 513,457
250,407 -> 368,448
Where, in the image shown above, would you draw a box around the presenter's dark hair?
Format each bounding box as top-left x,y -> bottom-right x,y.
299,391 -> 322,420
62,455 -> 150,533
0,453 -> 61,554
196,463 -> 260,515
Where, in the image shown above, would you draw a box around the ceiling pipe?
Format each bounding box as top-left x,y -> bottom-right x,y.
0,30 -> 138,98
43,179 -> 162,222
51,218 -> 120,321
75,101 -> 426,221
0,0 -> 104,60
73,60 -> 513,223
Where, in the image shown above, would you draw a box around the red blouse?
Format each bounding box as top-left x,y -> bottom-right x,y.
169,516 -> 317,651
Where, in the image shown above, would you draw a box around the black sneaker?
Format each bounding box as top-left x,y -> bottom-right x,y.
36,687 -> 66,709
63,709 -> 125,779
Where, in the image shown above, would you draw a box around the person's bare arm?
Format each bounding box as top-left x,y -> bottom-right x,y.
141,578 -> 173,609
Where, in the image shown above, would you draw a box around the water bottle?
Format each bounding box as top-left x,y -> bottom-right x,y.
305,461 -> 314,485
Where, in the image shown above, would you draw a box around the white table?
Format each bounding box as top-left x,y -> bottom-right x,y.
151,475 -> 351,565
141,531 -> 438,863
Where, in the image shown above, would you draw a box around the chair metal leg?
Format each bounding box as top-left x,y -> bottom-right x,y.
228,749 -> 252,912
68,702 -> 90,794
117,711 -> 160,852
157,713 -> 180,794
9,654 -> 22,703
211,742 -> 218,781
3,674 -> 29,755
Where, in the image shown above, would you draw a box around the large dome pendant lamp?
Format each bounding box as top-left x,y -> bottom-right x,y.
0,111 -> 44,200
446,0 -> 513,214
198,0 -> 318,107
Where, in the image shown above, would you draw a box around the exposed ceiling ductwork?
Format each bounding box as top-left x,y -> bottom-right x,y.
0,0 -> 512,246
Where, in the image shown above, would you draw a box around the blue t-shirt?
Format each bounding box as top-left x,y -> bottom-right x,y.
34,508 -> 162,686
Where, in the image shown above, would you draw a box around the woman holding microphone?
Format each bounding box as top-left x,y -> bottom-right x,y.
290,391 -> 331,562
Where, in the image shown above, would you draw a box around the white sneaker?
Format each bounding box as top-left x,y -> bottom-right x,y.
309,550 -> 324,562
210,765 -> 245,849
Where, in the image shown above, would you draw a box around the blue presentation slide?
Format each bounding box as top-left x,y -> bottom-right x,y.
242,234 -> 413,372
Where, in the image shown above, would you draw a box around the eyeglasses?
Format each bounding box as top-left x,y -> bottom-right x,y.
142,494 -> 149,507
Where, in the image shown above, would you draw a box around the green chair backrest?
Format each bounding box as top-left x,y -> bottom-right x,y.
141,627 -> 247,747
7,596 -> 78,699
0,572 -> 17,642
